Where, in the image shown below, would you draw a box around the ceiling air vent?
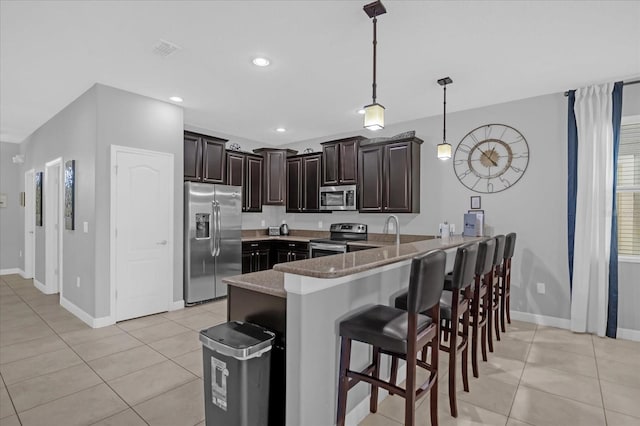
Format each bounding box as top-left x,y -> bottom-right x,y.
152,39 -> 181,57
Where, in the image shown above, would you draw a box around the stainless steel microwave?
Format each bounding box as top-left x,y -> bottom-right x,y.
319,185 -> 357,211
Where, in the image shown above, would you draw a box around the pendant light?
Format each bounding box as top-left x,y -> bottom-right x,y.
437,77 -> 453,160
363,1 -> 387,131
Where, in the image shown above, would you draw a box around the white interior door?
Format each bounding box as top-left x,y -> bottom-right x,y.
45,159 -> 62,294
113,147 -> 173,321
24,169 -> 35,279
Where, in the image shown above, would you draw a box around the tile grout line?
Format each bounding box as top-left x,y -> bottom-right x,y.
504,323 -> 536,424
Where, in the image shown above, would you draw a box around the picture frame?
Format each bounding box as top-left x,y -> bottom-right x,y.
470,195 -> 481,210
64,160 -> 75,230
35,172 -> 43,226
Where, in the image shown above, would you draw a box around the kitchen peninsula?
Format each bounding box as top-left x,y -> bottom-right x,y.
223,235 -> 481,426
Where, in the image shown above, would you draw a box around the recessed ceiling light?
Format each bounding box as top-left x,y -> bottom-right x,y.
169,96 -> 183,103
276,127 -> 286,133
252,57 -> 270,67
357,109 -> 366,115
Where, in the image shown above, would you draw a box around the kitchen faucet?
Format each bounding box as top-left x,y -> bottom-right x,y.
383,215 -> 400,246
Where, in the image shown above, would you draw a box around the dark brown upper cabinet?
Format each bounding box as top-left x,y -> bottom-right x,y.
226,151 -> 263,212
358,137 -> 422,213
184,131 -> 227,184
321,136 -> 364,186
254,148 -> 297,206
286,153 -> 322,213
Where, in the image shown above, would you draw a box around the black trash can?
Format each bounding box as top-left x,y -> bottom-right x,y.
200,321 -> 275,426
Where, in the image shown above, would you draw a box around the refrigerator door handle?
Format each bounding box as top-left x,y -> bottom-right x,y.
211,201 -> 217,257
216,202 -> 222,257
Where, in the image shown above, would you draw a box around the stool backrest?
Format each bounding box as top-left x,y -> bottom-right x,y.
478,238 -> 495,276
450,242 -> 479,290
504,233 -> 517,260
406,250 -> 447,314
492,235 -> 506,267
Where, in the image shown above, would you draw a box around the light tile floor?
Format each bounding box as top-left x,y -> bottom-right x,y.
1,274 -> 639,426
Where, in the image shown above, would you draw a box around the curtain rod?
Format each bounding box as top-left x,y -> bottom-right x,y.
564,79 -> 640,97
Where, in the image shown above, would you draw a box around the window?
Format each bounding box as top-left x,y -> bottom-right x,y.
617,116 -> 640,257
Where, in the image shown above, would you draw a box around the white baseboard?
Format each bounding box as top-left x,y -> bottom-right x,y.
170,300 -> 185,311
0,268 -> 23,276
510,311 -> 571,329
617,328 -> 640,342
60,296 -> 115,329
19,270 -> 29,279
33,279 -> 58,295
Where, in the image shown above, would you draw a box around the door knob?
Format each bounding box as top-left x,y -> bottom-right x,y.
156,240 -> 168,245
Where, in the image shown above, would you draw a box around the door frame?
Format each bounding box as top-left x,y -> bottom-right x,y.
24,169 -> 35,279
44,157 -> 64,295
109,144 -> 174,323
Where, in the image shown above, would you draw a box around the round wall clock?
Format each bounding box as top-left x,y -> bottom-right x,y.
453,124 -> 529,193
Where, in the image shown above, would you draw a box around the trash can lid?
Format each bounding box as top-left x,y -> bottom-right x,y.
200,321 -> 275,360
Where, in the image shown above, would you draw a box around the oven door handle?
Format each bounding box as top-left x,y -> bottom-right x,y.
309,243 -> 348,252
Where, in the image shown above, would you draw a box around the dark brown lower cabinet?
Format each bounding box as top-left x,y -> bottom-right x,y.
227,286 -> 286,426
242,242 -> 271,273
273,241 -> 309,267
358,137 -> 422,213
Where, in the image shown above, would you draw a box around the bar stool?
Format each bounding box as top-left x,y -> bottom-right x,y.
470,238 -> 495,378
336,250 -> 447,426
486,235 -> 505,350
500,233 -> 517,332
392,242 -> 478,418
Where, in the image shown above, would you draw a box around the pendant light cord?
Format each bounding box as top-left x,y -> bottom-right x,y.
372,15 -> 378,104
443,84 -> 447,143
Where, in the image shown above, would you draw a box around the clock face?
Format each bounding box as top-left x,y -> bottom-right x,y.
453,124 -> 529,193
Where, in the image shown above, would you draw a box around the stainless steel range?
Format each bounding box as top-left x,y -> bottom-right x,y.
309,223 -> 368,258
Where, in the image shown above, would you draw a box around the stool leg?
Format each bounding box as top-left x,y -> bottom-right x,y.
389,356 -> 398,395
471,279 -> 480,378
500,274 -> 507,333
486,277 -> 495,353
494,282 -> 501,342
370,347 -> 381,413
336,337 -> 352,426
430,337 -> 439,426
462,303 -> 470,393
448,322 -> 458,417
481,290 -> 489,362
506,292 -> 511,324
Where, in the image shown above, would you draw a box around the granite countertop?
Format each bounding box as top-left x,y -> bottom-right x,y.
223,269 -> 286,298
224,236 -> 480,298
273,236 -> 481,279
242,235 -> 314,243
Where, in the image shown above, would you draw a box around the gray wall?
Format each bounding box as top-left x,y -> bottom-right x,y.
0,142 -> 22,270
20,86 -> 98,314
94,84 -> 184,316
18,84 -> 183,320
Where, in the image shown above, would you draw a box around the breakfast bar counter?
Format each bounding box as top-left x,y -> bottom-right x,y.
223,235 -> 480,426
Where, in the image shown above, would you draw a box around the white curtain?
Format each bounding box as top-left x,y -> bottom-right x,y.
571,82 -> 615,336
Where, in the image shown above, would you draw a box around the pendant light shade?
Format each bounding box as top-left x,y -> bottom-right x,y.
437,76 -> 453,160
437,142 -> 452,160
364,103 -> 385,131
363,1 -> 387,131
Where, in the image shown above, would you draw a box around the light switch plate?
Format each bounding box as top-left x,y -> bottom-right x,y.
83,222 -> 89,233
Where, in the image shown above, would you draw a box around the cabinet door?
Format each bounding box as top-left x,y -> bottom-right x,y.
227,152 -> 246,210
322,143 -> 339,186
202,137 -> 227,184
242,252 -> 253,274
256,250 -> 271,271
264,151 -> 287,205
339,140 -> 359,184
383,142 -> 412,212
246,155 -> 263,212
291,250 -> 309,261
286,158 -> 302,212
358,145 -> 384,212
302,154 -> 322,212
184,133 -> 202,181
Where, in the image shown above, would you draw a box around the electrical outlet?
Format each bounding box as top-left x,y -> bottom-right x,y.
536,282 -> 546,294
19,250 -> 22,258
318,220 -> 323,229
260,220 -> 266,227
83,222 -> 89,233
76,277 -> 81,288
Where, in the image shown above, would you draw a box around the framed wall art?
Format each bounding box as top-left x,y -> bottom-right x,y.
470,195 -> 481,210
35,171 -> 43,226
64,160 -> 75,230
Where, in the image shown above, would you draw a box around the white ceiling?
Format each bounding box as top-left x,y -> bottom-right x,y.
1,1 -> 639,145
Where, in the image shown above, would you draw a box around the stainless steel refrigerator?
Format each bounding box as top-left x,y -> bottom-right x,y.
184,182 -> 242,304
